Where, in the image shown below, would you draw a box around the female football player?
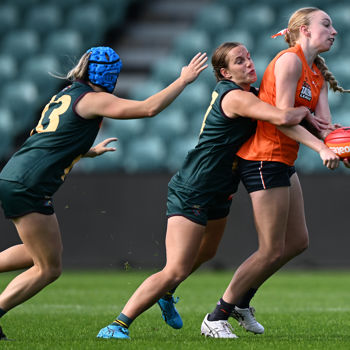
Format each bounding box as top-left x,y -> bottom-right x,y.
0,46 -> 208,340
203,7 -> 350,338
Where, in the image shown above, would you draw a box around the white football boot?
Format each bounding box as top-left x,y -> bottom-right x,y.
201,314 -> 238,338
231,306 -> 264,334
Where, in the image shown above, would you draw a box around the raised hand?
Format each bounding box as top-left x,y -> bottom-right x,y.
179,52 -> 208,84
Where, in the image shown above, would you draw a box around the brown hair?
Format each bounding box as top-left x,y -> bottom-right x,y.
285,7 -> 349,93
212,42 -> 241,82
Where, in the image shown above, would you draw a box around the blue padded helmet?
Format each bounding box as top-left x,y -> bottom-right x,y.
86,46 -> 122,93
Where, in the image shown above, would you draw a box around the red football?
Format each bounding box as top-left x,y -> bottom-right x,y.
324,127 -> 350,159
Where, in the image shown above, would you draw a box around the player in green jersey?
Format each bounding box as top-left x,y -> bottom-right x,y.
97,42 -> 320,340
0,46 -> 208,340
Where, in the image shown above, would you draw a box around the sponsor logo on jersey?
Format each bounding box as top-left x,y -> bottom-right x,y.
299,81 -> 312,101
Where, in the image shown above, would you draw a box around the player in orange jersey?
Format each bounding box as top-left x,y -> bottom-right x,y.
203,7 -> 350,337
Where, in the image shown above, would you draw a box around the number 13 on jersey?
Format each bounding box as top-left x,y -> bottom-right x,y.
32,94 -> 72,135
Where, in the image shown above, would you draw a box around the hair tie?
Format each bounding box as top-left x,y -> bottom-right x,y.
271,28 -> 289,39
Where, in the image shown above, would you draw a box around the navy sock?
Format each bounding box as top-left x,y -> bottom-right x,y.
0,308 -> 6,318
162,287 -> 177,300
208,298 -> 235,321
235,288 -> 257,309
113,313 -> 133,328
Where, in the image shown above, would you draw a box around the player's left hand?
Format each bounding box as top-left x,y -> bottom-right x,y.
85,138 -> 117,158
305,114 -> 329,132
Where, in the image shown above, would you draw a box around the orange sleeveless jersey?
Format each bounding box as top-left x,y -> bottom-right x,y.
237,44 -> 324,165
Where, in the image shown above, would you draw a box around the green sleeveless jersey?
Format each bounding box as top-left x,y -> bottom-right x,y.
169,80 -> 257,193
0,81 -> 102,195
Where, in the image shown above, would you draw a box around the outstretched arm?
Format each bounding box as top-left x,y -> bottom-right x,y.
222,89 -> 311,126
278,124 -> 339,169
76,53 -> 208,120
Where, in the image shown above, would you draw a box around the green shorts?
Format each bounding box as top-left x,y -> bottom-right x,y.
0,179 -> 54,218
166,183 -> 237,226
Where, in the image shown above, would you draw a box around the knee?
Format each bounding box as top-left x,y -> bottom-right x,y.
267,250 -> 285,266
40,263 -> 62,284
289,237 -> 309,257
258,247 -> 284,267
162,267 -> 190,286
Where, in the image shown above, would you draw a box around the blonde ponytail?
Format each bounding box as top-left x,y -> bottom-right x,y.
315,55 -> 350,93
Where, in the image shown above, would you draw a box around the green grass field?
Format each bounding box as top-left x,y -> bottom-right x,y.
0,270 -> 349,349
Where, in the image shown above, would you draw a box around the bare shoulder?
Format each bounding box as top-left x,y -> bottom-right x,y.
275,52 -> 302,75
222,89 -> 258,118
75,91 -> 113,119
223,89 -> 250,105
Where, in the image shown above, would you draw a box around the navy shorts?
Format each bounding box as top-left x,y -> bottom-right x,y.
166,184 -> 237,226
0,179 -> 54,218
238,158 -> 296,194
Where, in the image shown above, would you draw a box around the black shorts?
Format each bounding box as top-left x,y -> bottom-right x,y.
0,179 -> 54,218
238,158 -> 296,194
166,184 -> 237,226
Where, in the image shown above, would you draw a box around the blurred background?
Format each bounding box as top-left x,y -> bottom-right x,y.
1,0 -> 350,270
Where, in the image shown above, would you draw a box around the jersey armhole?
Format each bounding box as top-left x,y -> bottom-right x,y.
73,91 -> 101,122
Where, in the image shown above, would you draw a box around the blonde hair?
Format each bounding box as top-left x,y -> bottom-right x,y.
65,52 -> 91,81
50,52 -> 91,82
285,7 -> 350,93
212,42 -> 241,82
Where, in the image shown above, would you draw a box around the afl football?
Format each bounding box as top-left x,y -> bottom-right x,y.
324,127 -> 350,159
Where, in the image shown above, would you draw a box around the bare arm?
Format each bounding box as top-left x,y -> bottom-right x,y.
221,89 -> 310,126
274,53 -> 339,169
278,124 -> 339,169
313,83 -> 338,139
76,53 -> 208,120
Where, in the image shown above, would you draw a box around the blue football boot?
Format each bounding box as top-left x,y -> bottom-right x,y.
97,323 -> 130,339
157,296 -> 183,329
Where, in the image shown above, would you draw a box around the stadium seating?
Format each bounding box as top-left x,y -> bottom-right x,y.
25,5 -> 63,37
151,55 -> 187,86
21,55 -> 61,103
166,135 -> 199,171
234,4 -> 276,33
1,30 -> 40,61
0,55 -> 18,84
172,30 -> 211,61
0,4 -> 19,35
66,4 -> 106,45
214,29 -> 255,53
2,80 -> 38,132
102,118 -> 146,141
194,4 -> 233,39
123,135 -> 167,172
43,30 -> 83,69
146,107 -> 189,141
2,0 -> 350,174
